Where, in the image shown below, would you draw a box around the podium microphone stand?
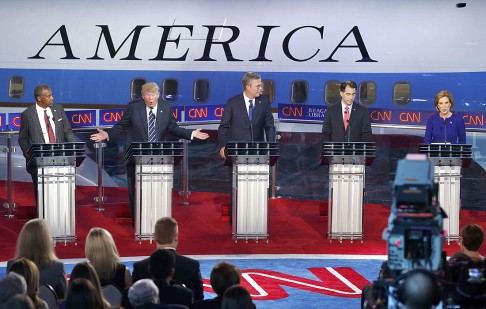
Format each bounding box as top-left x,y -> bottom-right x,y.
225,142 -> 279,243
125,142 -> 183,241
321,142 -> 375,243
28,142 -> 85,244
419,143 -> 472,243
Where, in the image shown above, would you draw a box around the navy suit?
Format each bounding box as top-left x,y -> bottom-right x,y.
321,102 -> 373,142
107,99 -> 193,220
217,93 -> 275,149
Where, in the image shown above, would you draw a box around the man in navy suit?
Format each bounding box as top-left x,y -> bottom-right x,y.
18,84 -> 75,204
321,80 -> 373,142
217,72 -> 276,159
90,82 -> 209,221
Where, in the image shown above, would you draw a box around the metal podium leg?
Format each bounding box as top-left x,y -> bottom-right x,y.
435,165 -> 461,243
38,166 -> 77,244
135,163 -> 174,241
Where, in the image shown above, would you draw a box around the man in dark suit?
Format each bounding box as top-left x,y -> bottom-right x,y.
217,72 -> 276,159
321,80 -> 373,142
90,82 -> 209,220
18,84 -> 75,203
132,217 -> 204,302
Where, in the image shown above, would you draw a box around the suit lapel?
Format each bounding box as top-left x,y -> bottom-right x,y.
51,106 -> 61,142
155,103 -> 165,138
238,94 -> 250,124
30,107 -> 44,142
138,102 -> 149,140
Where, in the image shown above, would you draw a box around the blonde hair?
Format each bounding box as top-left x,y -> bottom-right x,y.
8,258 -> 45,307
154,217 -> 178,245
85,228 -> 120,283
15,219 -> 57,268
141,82 -> 159,95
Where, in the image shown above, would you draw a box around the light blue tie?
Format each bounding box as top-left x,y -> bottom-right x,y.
148,108 -> 156,142
248,99 -> 254,120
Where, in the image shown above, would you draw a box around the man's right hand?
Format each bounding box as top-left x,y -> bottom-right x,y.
219,147 -> 226,160
90,128 -> 109,142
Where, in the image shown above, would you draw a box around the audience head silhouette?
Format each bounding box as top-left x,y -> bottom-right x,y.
64,278 -> 106,309
401,271 -> 437,309
0,272 -> 28,306
8,258 -> 47,309
128,279 -> 160,308
149,249 -> 176,282
210,261 -> 242,296
4,293 -> 35,309
154,217 -> 178,248
222,285 -> 255,309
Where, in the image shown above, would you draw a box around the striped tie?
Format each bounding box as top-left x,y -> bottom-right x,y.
148,108 -> 156,142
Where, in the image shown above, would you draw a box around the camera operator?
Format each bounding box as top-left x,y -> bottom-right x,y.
450,223 -> 484,263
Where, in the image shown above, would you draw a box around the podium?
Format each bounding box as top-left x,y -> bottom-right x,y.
125,142 -> 183,240
419,144 -> 472,242
320,142 -> 375,242
225,142 -> 279,243
28,142 -> 85,243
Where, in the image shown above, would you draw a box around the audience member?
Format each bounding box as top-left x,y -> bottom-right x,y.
85,227 -> 132,291
0,272 -> 28,307
401,271 -> 437,309
450,223 -> 485,262
132,217 -> 204,301
8,219 -> 67,299
8,258 -> 48,309
221,286 -> 255,309
193,261 -> 241,309
127,279 -> 189,309
64,278 -> 107,309
3,294 -> 35,309
69,262 -> 110,307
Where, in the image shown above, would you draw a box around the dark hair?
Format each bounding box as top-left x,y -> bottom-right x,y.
222,285 -> 254,309
64,278 -> 105,309
461,223 -> 484,252
210,261 -> 241,296
33,84 -> 51,101
149,249 -> 175,280
340,80 -> 357,92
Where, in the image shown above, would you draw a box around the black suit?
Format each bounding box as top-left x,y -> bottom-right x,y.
132,251 -> 204,301
107,99 -> 193,220
217,93 -> 275,149
18,103 -> 75,203
321,102 -> 373,142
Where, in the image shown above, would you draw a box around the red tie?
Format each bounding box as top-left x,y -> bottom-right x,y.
44,109 -> 56,143
344,106 -> 350,131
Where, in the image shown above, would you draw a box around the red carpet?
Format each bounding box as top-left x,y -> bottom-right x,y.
1,184 -> 486,262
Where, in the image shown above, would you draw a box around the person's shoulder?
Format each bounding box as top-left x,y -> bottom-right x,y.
227,93 -> 243,103
176,253 -> 200,265
134,257 -> 150,267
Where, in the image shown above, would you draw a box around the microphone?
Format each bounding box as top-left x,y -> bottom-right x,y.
443,118 -> 447,144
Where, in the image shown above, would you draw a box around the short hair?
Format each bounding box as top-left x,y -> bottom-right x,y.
64,278 -> 105,309
128,279 -> 159,307
241,72 -> 261,90
340,80 -> 357,92
33,85 -> 51,101
0,272 -> 28,304
461,223 -> 484,252
149,249 -> 176,280
8,258 -> 44,307
210,261 -> 242,296
14,218 -> 58,269
434,90 -> 455,110
85,227 -> 120,283
3,294 -> 35,309
402,272 -> 437,309
222,285 -> 254,309
142,82 -> 159,95
154,217 -> 178,245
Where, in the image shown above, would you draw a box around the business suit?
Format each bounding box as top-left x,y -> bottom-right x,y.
321,102 -> 373,142
132,251 -> 204,301
107,99 -> 193,220
217,93 -> 276,149
18,103 -> 75,201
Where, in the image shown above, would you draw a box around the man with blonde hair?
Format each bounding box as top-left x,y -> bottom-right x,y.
132,217 -> 204,301
90,83 -> 209,221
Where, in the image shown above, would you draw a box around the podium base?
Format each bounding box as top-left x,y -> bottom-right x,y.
232,233 -> 269,243
327,232 -> 363,243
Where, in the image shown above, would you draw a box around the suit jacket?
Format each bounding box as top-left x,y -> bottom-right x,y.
108,99 -> 192,147
18,103 -> 75,154
192,296 -> 222,309
120,280 -> 193,309
132,252 -> 204,301
217,93 -> 276,149
321,102 -> 373,142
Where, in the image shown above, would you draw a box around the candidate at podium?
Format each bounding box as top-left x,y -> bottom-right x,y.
424,90 -> 466,144
18,85 -> 75,203
217,72 -> 276,159
321,80 -> 373,142
90,82 -> 209,222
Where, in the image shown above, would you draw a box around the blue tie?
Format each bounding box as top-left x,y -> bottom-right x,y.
148,108 -> 156,142
248,99 -> 254,120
